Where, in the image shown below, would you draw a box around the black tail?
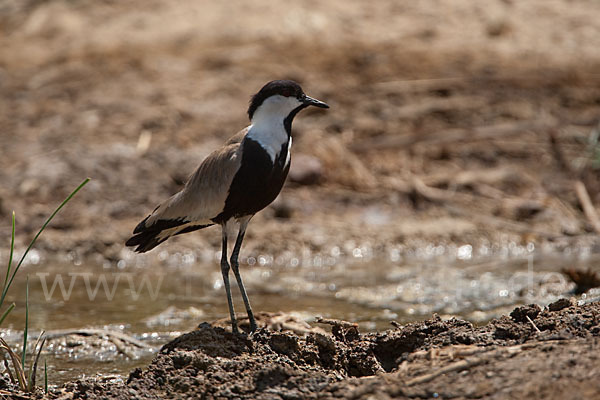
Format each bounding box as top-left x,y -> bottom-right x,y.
125,216 -> 212,253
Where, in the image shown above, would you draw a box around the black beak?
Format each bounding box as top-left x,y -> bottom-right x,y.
302,95 -> 329,109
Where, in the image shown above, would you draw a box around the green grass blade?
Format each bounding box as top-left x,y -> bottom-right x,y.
44,359 -> 48,394
21,276 -> 29,368
0,178 -> 90,306
0,302 -> 15,326
2,212 -> 16,300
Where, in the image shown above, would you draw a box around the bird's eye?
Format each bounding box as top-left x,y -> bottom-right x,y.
281,88 -> 292,97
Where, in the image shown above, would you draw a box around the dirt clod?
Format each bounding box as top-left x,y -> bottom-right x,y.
268,332 -> 300,356
548,298 -> 574,312
510,304 -> 542,323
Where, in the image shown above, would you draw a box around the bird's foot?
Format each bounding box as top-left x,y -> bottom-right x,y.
249,322 -> 258,334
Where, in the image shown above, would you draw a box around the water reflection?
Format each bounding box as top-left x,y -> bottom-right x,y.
0,246 -> 598,385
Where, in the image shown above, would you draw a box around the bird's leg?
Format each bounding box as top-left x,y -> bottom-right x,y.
230,219 -> 257,333
220,225 -> 238,334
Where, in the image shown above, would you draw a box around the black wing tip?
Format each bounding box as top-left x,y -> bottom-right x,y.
125,234 -> 145,249
125,232 -> 165,253
133,215 -> 151,234
128,217 -> 187,251
126,219 -> 213,253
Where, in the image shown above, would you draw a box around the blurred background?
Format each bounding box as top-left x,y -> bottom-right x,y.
0,0 -> 599,383
1,0 -> 599,255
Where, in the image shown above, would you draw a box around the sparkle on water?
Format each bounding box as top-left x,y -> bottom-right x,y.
0,241 -> 598,385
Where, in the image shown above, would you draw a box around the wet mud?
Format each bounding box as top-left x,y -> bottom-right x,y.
48,300 -> 600,399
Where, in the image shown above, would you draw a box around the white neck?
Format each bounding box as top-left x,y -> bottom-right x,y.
246,95 -> 301,162
246,118 -> 288,162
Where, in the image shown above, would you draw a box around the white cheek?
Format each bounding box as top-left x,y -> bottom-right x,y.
263,95 -> 302,114
285,97 -> 303,112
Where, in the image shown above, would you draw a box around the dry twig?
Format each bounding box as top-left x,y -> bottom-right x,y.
574,180 -> 600,234
526,315 -> 541,333
315,317 -> 358,329
0,388 -> 30,399
111,336 -> 136,359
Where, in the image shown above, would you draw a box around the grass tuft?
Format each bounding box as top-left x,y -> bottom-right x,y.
0,178 -> 90,392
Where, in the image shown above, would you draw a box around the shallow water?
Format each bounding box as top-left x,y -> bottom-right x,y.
1,249 -> 598,385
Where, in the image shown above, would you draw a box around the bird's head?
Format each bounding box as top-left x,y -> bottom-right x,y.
248,80 -> 329,124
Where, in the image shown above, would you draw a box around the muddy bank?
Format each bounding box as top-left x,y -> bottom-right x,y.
48,299 -> 599,399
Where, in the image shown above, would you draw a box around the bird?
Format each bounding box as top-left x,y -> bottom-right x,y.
126,80 -> 329,333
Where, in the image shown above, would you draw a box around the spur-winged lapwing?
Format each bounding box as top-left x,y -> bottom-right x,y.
126,80 -> 329,333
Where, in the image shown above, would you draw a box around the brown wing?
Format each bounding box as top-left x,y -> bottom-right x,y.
126,128 -> 249,252
146,127 -> 249,225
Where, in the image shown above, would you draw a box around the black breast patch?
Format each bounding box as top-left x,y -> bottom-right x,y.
212,137 -> 290,223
